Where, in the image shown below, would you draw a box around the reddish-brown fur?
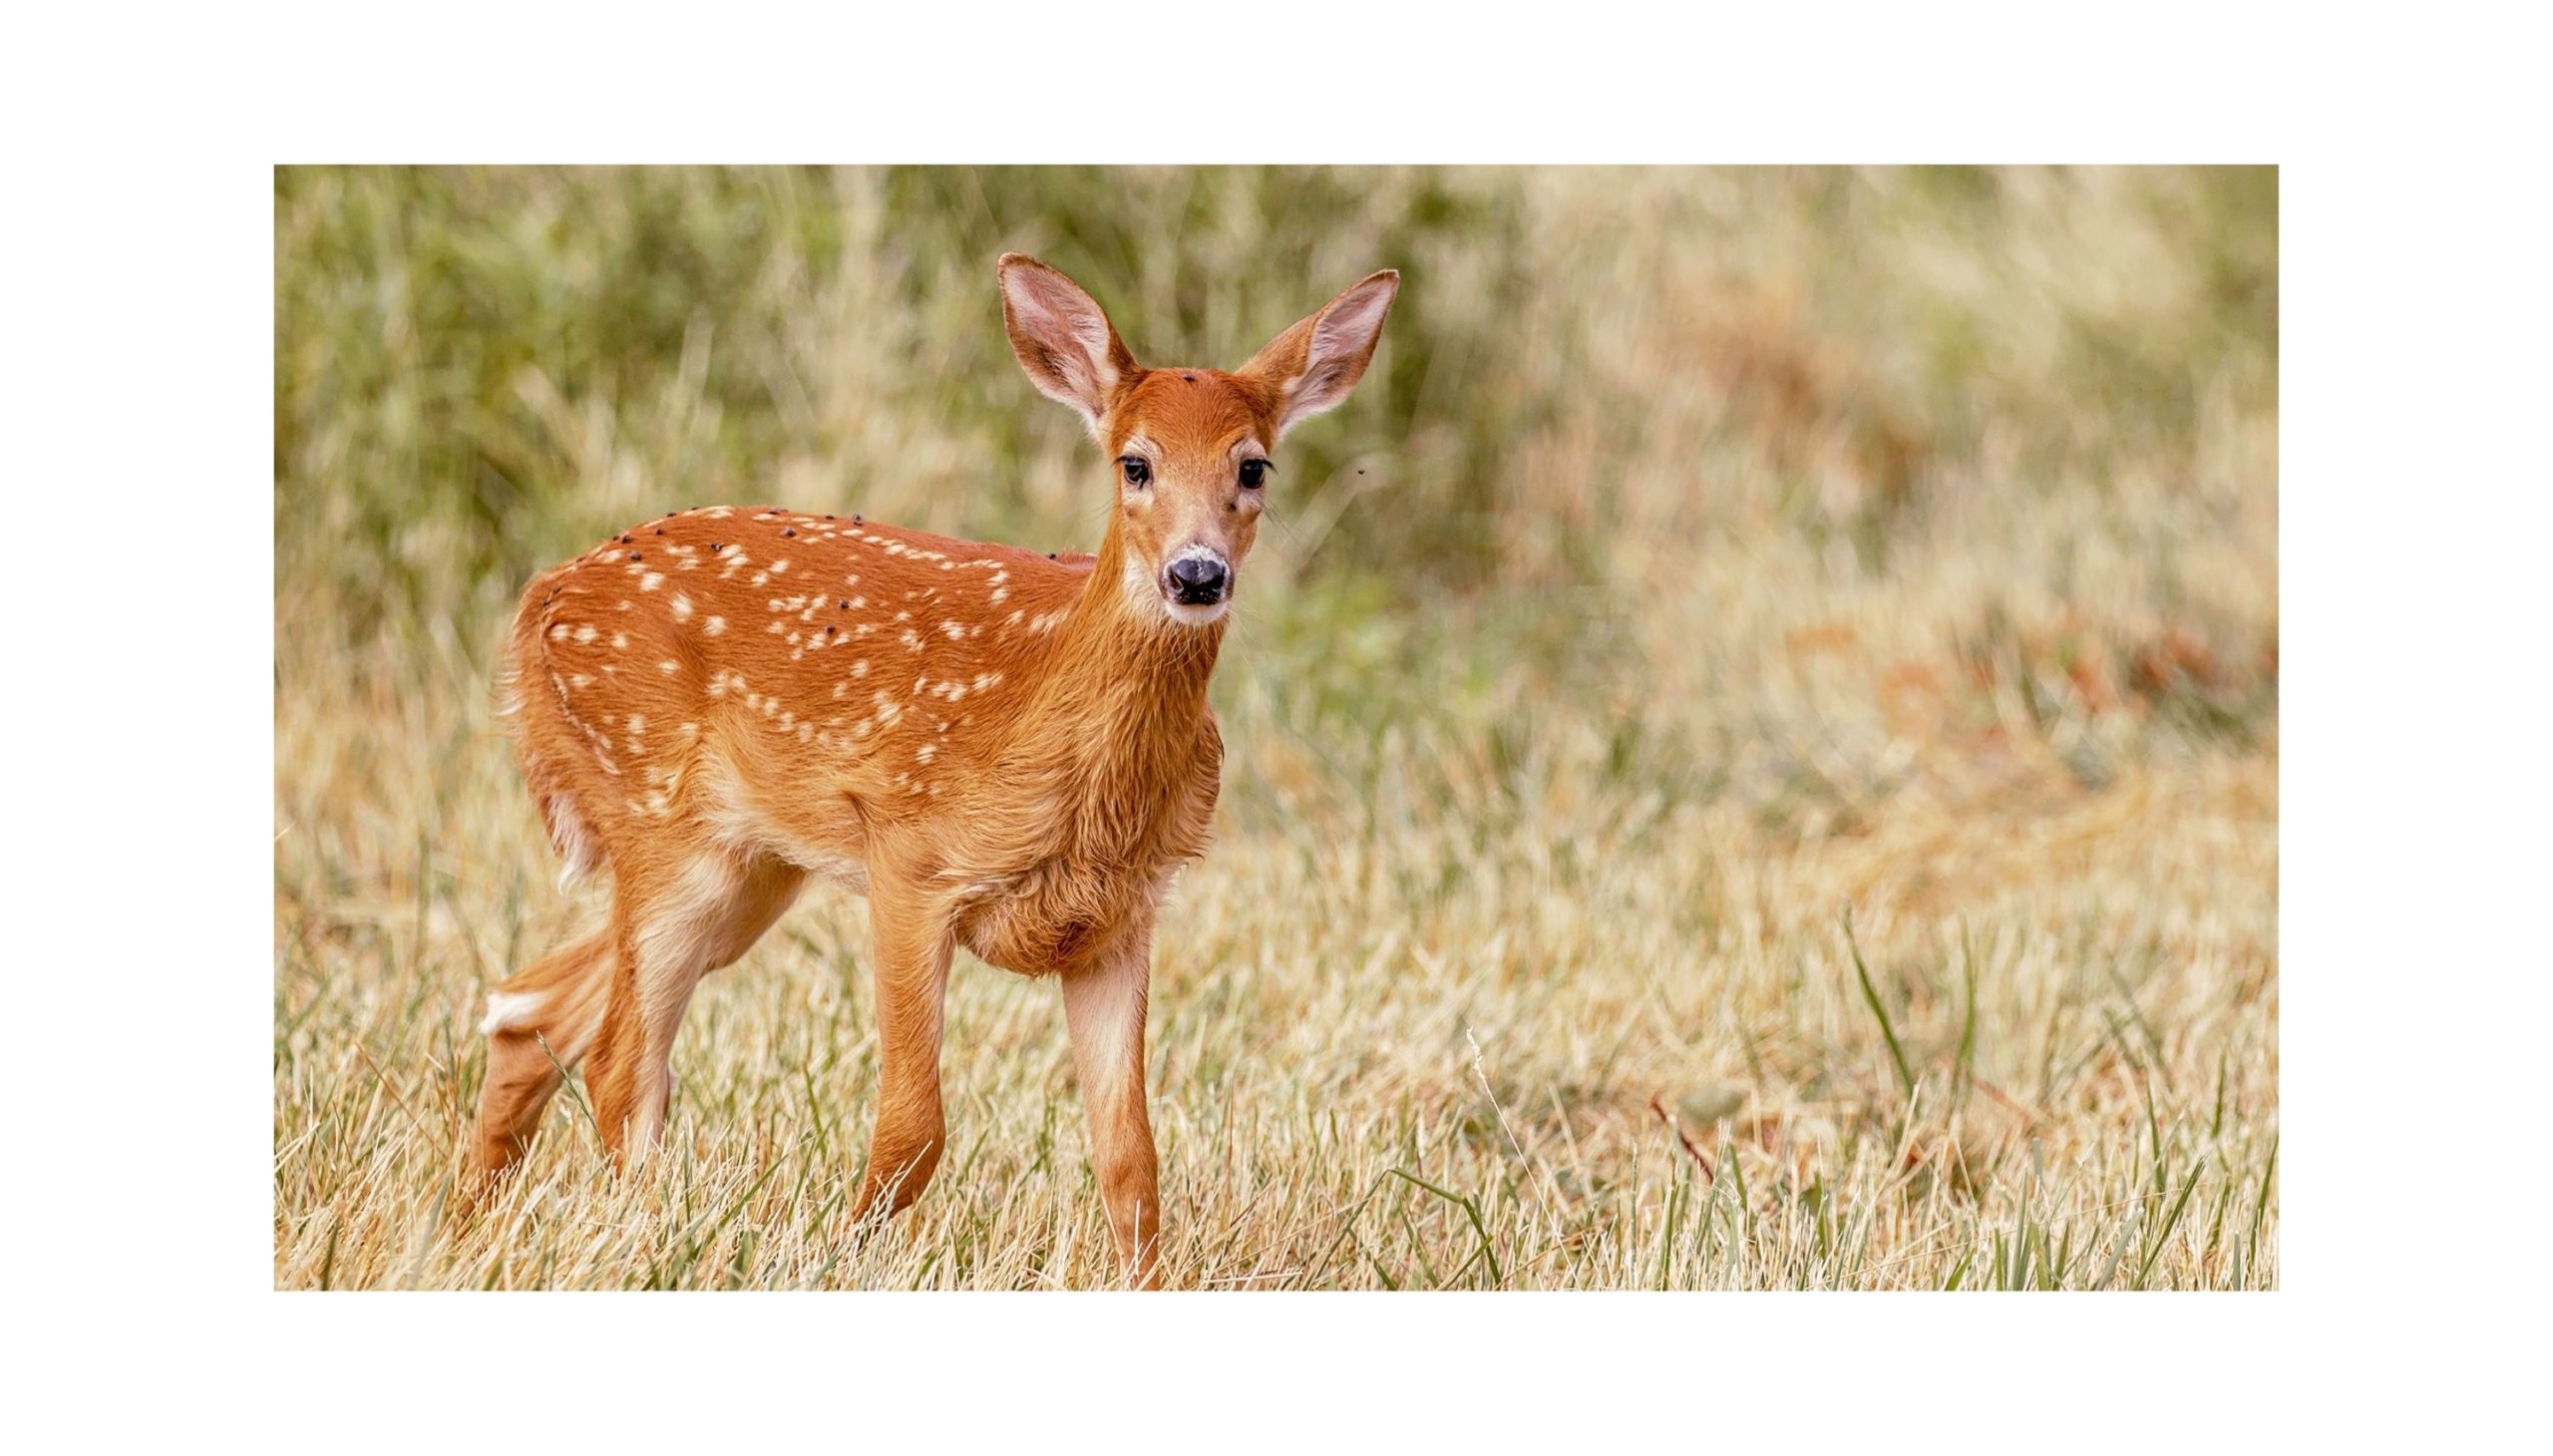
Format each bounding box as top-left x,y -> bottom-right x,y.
471,254 -> 1398,1285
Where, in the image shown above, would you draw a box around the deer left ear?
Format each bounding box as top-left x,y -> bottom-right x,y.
999,253 -> 1140,435
1240,269 -> 1400,441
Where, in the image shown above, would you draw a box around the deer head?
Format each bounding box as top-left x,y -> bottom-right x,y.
998,253 -> 1399,628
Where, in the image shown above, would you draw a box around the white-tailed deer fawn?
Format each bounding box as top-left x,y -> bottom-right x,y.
473,253 -> 1398,1285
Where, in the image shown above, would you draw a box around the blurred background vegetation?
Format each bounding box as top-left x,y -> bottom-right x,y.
276,166 -> 2274,841
274,169 -> 2276,1287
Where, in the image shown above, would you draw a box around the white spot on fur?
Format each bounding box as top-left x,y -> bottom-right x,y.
481,988 -> 548,1035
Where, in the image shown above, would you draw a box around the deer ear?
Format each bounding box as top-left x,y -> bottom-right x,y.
999,253 -> 1138,434
1241,269 -> 1399,440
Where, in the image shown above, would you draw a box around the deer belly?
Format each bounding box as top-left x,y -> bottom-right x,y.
957,864 -> 1154,974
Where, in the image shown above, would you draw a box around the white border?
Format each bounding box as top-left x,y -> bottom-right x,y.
12,1 -> 2549,1448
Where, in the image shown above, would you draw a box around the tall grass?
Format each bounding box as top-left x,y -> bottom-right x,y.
274,166 -> 2277,1288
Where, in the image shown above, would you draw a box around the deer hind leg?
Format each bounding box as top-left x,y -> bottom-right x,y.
472,925 -> 617,1187
586,850 -> 806,1170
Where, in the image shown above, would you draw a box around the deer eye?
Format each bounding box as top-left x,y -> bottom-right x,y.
1238,458 -> 1271,490
1119,456 -> 1151,487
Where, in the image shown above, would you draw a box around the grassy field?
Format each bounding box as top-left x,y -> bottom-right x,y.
273,166 -> 2277,1289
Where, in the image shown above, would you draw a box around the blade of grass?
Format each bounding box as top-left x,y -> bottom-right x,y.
1846,913 -> 1918,1101
1387,1167 -> 1505,1287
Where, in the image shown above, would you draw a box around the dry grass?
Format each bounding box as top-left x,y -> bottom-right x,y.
274,166 -> 2276,1288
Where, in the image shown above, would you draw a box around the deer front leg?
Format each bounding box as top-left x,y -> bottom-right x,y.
854,891 -> 954,1225
1061,927 -> 1164,1287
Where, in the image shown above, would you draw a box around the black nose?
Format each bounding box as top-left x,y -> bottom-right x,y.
1165,555 -> 1229,603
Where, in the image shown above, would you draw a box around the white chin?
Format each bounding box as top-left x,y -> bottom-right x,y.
1161,597 -> 1229,627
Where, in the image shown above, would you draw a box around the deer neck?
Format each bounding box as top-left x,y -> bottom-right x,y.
1006,529 -> 1224,836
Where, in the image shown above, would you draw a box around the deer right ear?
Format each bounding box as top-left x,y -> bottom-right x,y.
1240,269 -> 1400,441
999,253 -> 1138,435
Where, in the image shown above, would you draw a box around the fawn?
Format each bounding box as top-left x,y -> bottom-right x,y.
472,253 -> 1399,1284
